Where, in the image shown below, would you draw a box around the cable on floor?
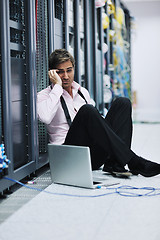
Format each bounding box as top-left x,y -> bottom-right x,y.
3,176 -> 160,198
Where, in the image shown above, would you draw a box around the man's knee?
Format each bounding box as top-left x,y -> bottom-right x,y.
79,104 -> 95,113
113,97 -> 132,109
78,104 -> 99,118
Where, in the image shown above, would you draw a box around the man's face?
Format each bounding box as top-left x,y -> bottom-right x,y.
56,60 -> 74,91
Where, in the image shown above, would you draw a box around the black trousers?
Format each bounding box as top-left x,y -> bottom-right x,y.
64,97 -> 136,170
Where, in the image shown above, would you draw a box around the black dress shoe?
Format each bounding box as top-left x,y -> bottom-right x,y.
103,161 -> 132,178
128,157 -> 160,177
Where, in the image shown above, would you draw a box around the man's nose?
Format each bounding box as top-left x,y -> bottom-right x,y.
63,71 -> 69,78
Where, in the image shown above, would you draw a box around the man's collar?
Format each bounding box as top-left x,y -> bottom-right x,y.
71,81 -> 81,91
62,81 -> 81,97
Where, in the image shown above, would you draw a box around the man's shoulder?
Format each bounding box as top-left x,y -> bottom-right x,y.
80,86 -> 89,94
37,85 -> 51,94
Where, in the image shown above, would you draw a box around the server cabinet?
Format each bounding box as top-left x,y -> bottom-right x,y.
87,1 -> 98,106
67,0 -> 104,112
48,0 -> 64,53
36,0 -> 49,167
96,7 -> 104,113
106,0 -> 132,99
54,0 -> 64,49
0,0 -> 37,193
37,0 -> 65,167
0,33 -> 2,144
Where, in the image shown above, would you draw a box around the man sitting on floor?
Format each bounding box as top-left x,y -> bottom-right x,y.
37,48 -> 160,177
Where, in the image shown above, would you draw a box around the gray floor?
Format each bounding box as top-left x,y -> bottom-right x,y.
0,123 -> 160,240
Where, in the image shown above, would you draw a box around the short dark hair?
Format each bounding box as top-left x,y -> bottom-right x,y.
49,49 -> 75,70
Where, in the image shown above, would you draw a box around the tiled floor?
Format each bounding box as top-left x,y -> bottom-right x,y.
0,123 -> 160,240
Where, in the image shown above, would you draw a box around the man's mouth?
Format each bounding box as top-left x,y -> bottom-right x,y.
62,80 -> 69,84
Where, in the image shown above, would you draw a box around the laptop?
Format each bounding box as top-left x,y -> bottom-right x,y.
48,144 -> 119,189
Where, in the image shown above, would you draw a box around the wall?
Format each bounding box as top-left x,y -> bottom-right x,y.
125,1 -> 160,122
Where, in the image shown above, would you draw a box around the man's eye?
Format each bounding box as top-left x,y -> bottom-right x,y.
67,69 -> 72,72
57,70 -> 64,74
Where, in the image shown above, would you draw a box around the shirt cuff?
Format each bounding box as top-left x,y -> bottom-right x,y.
50,83 -> 63,98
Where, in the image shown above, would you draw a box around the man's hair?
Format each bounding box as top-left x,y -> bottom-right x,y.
49,49 -> 75,70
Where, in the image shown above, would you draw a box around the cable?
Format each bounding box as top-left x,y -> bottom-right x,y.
4,177 -> 115,198
3,176 -> 160,198
0,144 -> 11,177
115,185 -> 157,197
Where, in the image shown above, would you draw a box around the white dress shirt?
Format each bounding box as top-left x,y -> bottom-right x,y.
37,81 -> 92,144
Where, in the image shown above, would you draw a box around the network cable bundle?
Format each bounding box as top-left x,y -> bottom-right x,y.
0,144 -> 10,178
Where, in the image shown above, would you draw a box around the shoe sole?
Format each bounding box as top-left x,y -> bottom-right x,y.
131,170 -> 160,177
112,171 -> 132,178
103,170 -> 132,178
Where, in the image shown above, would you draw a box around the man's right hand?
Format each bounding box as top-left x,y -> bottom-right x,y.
48,70 -> 62,86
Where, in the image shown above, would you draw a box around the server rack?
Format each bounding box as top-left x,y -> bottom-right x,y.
96,6 -> 104,113
36,0 -> 65,168
106,0 -> 132,99
66,0 -> 104,112
0,0 -> 37,193
36,0 -> 49,168
0,25 -> 2,145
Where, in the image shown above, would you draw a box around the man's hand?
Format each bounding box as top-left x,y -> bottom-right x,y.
48,70 -> 62,86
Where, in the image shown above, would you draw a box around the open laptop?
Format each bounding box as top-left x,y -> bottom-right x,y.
48,144 -> 119,189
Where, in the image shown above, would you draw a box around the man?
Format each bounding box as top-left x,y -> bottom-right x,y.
37,48 -> 160,177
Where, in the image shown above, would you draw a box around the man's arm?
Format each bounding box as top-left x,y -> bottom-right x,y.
37,70 -> 63,124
